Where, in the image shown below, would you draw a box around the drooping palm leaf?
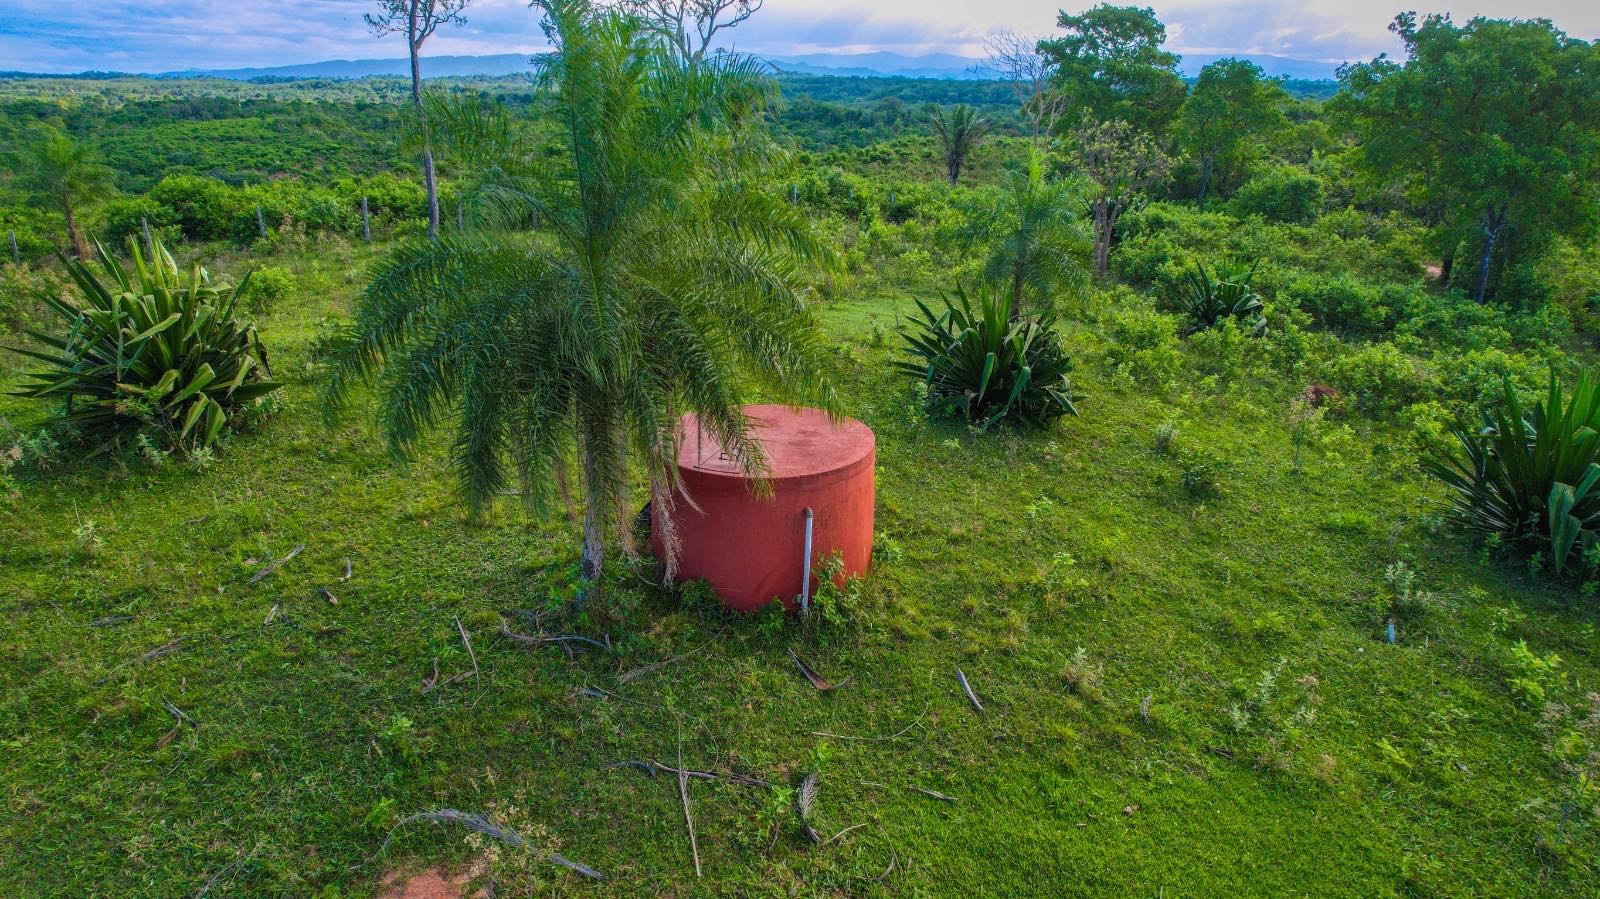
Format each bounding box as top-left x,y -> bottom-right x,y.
321,0 -> 837,595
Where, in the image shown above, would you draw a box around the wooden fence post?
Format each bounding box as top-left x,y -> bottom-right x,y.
256,204 -> 267,239
141,216 -> 153,255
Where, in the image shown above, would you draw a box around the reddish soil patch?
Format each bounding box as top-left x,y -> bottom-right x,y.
377,866 -> 483,899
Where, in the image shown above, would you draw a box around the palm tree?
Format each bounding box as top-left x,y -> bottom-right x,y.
7,123 -> 116,259
929,104 -> 991,185
963,149 -> 1092,316
323,0 -> 836,604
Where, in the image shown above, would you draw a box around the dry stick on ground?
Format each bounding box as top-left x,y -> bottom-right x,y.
498,619 -> 609,652
910,786 -> 957,802
454,616 -> 479,680
96,636 -> 187,685
821,823 -> 868,846
677,741 -> 702,878
617,629 -> 725,684
811,702 -> 930,742
648,760 -> 773,788
245,544 -> 304,586
955,666 -> 983,712
379,809 -> 605,882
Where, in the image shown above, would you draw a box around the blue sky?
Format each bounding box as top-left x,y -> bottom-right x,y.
2,1 -> 1597,74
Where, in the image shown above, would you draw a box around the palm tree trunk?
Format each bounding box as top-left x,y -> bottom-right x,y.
947,155 -> 959,186
577,434 -> 606,610
63,192 -> 87,259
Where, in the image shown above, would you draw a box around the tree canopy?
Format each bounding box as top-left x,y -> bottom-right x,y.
1037,4 -> 1186,136
1333,13 -> 1600,302
1174,58 -> 1288,203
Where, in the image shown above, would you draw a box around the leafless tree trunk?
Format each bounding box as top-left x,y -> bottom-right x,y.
984,30 -> 1065,144
368,0 -> 471,240
63,191 -> 87,259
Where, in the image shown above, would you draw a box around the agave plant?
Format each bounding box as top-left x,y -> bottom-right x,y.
7,237 -> 280,453
896,284 -> 1078,430
1179,259 -> 1266,335
1423,373 -> 1600,576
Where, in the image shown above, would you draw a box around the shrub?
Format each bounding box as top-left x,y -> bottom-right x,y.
1177,259 -> 1266,335
6,237 -> 281,454
1323,342 -> 1429,415
241,265 -> 294,314
1231,167 -> 1324,224
100,196 -> 181,249
1423,373 -> 1600,577
1101,300 -> 1183,387
897,284 -> 1078,430
148,174 -> 240,240
1280,272 -> 1399,334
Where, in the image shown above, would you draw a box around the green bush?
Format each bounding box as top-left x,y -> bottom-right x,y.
897,284 -> 1078,430
100,196 -> 181,249
1324,342 -> 1430,415
6,237 -> 281,454
1280,272 -> 1403,334
1424,373 -> 1600,577
1230,167 -> 1324,224
148,174 -> 241,240
241,265 -> 294,314
1101,300 -> 1183,387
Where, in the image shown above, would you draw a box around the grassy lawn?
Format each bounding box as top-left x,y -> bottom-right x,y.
2,239 -> 1597,897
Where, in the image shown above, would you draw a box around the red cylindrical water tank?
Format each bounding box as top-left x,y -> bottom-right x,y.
654,405 -> 875,612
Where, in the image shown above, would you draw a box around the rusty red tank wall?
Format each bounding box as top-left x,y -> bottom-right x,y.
655,405 -> 875,612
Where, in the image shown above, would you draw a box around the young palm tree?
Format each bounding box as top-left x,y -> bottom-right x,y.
963,149 -> 1093,315
928,104 -> 991,185
323,0 -> 836,604
7,123 -> 116,259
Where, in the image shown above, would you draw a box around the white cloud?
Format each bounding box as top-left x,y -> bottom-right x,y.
1,0 -> 1597,73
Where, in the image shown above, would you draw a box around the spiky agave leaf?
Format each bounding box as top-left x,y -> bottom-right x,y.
1423,372 -> 1600,575
7,235 -> 279,454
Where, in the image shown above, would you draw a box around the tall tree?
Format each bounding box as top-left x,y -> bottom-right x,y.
1037,4 -> 1186,137
6,122 -> 115,259
325,0 -> 836,603
1073,118 -> 1171,276
928,104 -> 991,185
616,0 -> 761,64
1333,14 -> 1600,303
1174,58 -> 1288,203
961,149 -> 1092,315
366,0 -> 472,241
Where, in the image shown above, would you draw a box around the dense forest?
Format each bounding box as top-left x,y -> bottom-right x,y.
3,2 -> 1600,896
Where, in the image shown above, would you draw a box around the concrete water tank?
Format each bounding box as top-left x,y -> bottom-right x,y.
655,405 -> 875,612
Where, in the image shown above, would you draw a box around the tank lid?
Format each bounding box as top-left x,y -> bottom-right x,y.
677,405 -> 874,479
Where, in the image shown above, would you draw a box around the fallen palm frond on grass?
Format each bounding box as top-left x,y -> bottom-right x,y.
790,647 -> 853,691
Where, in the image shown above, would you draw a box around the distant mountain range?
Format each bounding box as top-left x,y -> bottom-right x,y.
151,49 -> 1342,83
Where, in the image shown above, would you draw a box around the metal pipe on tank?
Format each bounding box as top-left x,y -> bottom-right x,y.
800,507 -> 814,617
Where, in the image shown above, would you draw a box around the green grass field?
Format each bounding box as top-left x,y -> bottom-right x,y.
3,239 -> 1598,897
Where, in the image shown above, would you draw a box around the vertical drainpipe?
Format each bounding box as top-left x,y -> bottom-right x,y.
800,507 -> 814,618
